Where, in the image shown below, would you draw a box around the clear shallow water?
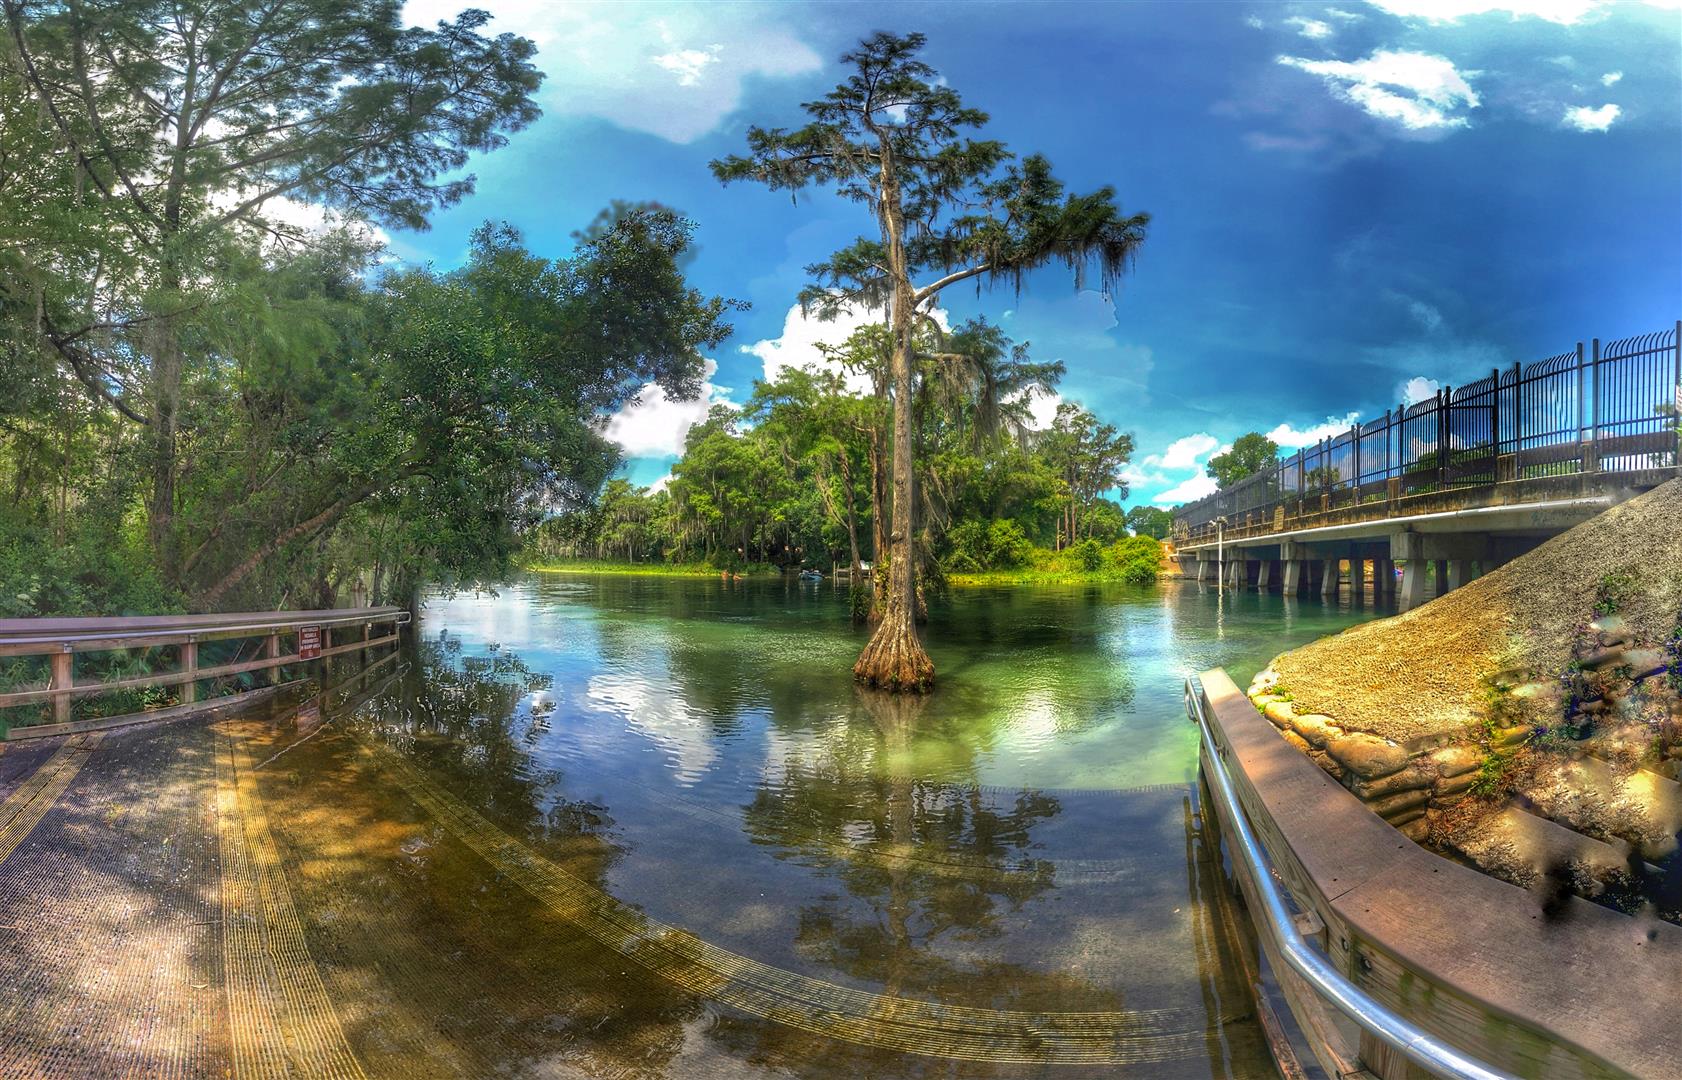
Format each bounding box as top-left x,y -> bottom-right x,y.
432,573 -> 1382,791
269,576 -> 1388,1077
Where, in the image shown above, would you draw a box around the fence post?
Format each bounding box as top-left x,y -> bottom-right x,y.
1511,361 -> 1522,450
1590,338 -> 1601,449
1674,320 -> 1681,476
181,638 -> 198,705
1437,387 -> 1450,489
1351,422 -> 1361,497
1488,367 -> 1500,467
51,646 -> 72,726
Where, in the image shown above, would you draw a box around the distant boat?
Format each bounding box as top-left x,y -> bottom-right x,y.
799,569 -> 823,581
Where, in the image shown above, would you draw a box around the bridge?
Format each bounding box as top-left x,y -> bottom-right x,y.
1172,322 -> 1680,610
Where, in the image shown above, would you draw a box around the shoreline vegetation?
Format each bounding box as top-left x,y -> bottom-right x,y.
526,534 -> 1166,588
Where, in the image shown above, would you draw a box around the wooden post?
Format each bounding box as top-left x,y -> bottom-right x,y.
51,647 -> 72,726
265,632 -> 281,687
180,638 -> 198,704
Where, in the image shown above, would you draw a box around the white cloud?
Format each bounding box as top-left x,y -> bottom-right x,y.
1279,49 -> 1480,131
648,473 -> 673,494
1156,433 -> 1222,471
652,45 -> 721,87
1325,7 -> 1365,18
212,191 -> 391,251
1407,298 -> 1444,331
743,301 -> 950,396
1563,102 -> 1620,132
1362,0 -> 1608,24
1286,16 -> 1337,37
1127,432 -> 1227,507
1601,71 -> 1623,86
402,1 -> 821,144
1153,474 -> 1219,506
604,358 -> 734,457
1006,388 -> 1064,431
1265,411 -> 1363,448
1398,376 -> 1441,404
1245,14 -> 1267,28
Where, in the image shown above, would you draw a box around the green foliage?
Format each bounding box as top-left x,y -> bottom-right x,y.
1594,567 -> 1642,616
711,33 -> 1149,305
533,313 -> 1141,582
1124,505 -> 1173,539
0,516 -> 181,619
1469,681 -> 1529,798
945,519 -> 1033,571
1206,433 -> 1280,489
1303,465 -> 1340,489
1074,538 -> 1104,572
1108,535 -> 1163,584
848,584 -> 872,624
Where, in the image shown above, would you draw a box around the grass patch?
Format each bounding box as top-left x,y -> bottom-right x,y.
945,566 -> 1162,587
526,559 -> 783,578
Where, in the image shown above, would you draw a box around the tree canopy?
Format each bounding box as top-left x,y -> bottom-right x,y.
0,0 -> 544,573
712,31 -> 1148,691
1206,432 -> 1280,489
532,319 -> 1154,590
0,2 -> 748,620
1125,505 -> 1173,539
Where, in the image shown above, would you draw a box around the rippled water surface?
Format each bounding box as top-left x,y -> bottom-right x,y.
271,575 -> 1388,1077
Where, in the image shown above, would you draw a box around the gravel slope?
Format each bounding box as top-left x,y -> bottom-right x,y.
1269,479 -> 1682,742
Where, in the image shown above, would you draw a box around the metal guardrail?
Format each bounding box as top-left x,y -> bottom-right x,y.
0,607 -> 410,733
1184,675 -> 1511,1080
1174,322 -> 1681,541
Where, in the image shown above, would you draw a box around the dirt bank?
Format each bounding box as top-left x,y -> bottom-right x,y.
1268,479 -> 1682,744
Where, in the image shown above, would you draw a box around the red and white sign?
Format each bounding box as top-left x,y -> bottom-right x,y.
298,625 -> 323,660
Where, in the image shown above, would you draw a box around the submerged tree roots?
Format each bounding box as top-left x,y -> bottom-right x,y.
853,615 -> 936,693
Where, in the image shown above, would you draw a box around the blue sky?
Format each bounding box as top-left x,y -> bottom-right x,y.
394,0 -> 1681,508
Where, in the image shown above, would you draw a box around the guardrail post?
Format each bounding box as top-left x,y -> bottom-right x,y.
265,631 -> 281,687
181,637 -> 198,704
51,646 -> 72,726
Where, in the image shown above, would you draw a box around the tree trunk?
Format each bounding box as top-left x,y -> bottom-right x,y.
842,455 -> 862,578
854,144 -> 933,693
146,294 -> 183,574
867,428 -> 889,620
197,480 -> 381,609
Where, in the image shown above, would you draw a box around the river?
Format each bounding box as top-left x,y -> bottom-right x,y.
264,573 -> 1389,1077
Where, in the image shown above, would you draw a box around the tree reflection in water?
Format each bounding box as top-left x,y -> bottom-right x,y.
252,622 -> 1275,1077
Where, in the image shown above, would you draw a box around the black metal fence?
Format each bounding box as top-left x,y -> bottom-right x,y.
1173,322 -> 1681,534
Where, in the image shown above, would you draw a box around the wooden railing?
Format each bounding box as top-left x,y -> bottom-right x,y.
0,607 -> 409,739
